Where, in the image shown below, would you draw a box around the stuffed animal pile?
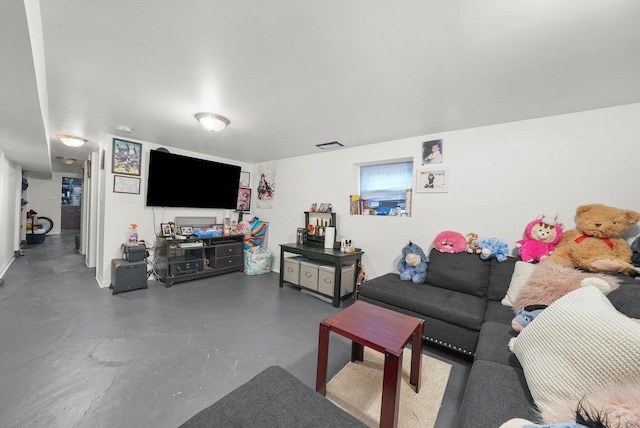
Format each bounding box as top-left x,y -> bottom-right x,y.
397,241 -> 428,283
542,204 -> 640,276
515,215 -> 563,262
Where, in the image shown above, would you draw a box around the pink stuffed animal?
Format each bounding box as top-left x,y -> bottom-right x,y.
434,230 -> 467,253
516,215 -> 563,262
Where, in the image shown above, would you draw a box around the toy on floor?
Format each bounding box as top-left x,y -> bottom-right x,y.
516,215 -> 563,262
542,204 -> 640,276
434,230 -> 467,253
477,237 -> 510,262
397,241 -> 429,283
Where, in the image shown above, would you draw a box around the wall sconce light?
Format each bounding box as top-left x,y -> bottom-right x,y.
57,134 -> 88,147
55,156 -> 77,165
195,113 -> 230,132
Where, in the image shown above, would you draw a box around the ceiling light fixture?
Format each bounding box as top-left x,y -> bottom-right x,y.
195,112 -> 230,132
315,141 -> 344,150
55,156 -> 76,165
57,134 -> 88,147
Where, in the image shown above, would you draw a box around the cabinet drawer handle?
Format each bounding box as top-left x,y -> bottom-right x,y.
287,267 -> 294,273
227,248 -> 233,253
324,278 -> 332,284
305,272 -> 312,278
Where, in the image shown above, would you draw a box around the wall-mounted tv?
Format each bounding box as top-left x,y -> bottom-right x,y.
146,149 -> 241,209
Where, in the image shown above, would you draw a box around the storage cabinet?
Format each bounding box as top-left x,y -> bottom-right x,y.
157,234 -> 244,287
279,243 -> 364,307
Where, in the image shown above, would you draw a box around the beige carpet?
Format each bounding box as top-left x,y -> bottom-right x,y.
326,347 -> 452,428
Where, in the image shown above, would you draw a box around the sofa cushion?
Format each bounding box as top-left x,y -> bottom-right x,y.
488,256 -> 519,302
474,322 -> 521,369
509,286 -> 640,423
179,366 -> 367,427
483,300 -> 516,325
426,249 -> 490,297
499,261 -> 535,307
358,273 -> 485,331
458,360 -> 537,428
607,281 -> 640,318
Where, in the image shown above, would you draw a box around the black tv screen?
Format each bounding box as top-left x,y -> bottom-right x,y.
146,149 -> 241,209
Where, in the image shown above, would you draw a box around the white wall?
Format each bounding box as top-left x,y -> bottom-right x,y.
0,149 -> 22,278
252,104 -> 640,279
95,136 -> 253,287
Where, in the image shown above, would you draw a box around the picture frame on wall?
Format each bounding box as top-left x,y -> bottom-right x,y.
239,171 -> 250,187
237,188 -> 251,212
160,223 -> 172,237
112,138 -> 142,176
113,175 -> 141,194
416,166 -> 449,193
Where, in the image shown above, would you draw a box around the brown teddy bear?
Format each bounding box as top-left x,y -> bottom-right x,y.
542,203 -> 640,276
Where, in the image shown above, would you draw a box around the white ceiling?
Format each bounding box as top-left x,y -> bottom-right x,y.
2,0 -> 640,179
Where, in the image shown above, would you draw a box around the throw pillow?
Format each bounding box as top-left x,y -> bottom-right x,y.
501,261 -> 536,307
512,261 -> 619,311
509,286 -> 640,424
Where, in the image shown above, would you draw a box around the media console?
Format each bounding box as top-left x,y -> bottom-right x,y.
156,234 -> 244,287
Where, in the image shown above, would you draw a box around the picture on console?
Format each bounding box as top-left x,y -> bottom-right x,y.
161,223 -> 172,237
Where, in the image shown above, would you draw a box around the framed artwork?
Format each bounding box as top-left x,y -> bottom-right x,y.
100,149 -> 105,169
112,138 -> 142,176
160,223 -> 172,237
181,226 -> 194,236
237,188 -> 251,212
422,139 -> 443,165
416,166 -> 449,193
113,175 -> 141,194
239,171 -> 250,187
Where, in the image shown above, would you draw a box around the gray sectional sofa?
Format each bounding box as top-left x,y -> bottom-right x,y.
357,248 -> 640,427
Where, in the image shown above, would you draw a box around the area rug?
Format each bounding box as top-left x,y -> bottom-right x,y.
326,347 -> 452,428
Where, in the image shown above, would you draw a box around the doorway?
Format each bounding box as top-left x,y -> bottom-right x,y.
61,177 -> 82,230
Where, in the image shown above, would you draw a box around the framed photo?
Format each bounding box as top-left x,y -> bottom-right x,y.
239,171 -> 250,187
100,149 -> 105,169
422,139 -> 443,165
416,166 -> 449,193
113,175 -> 141,194
181,226 -> 194,236
237,188 -> 251,212
112,138 -> 142,176
160,223 -> 172,237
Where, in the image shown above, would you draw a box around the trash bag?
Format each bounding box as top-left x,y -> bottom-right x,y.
244,247 -> 272,275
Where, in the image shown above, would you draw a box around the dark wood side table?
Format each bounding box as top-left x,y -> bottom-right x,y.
315,301 -> 424,428
279,243 -> 364,307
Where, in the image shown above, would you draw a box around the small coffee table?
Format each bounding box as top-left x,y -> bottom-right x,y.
315,301 -> 424,428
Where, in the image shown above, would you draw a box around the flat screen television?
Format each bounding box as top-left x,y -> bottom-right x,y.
146,149 -> 241,209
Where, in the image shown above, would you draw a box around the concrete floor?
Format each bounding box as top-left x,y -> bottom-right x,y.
0,231 -> 471,428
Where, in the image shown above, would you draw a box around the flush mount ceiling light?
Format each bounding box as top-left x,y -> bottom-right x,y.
315,141 -> 344,150
195,113 -> 230,132
55,156 -> 76,165
56,134 -> 88,147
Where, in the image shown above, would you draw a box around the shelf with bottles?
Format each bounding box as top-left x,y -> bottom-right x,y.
303,211 -> 337,247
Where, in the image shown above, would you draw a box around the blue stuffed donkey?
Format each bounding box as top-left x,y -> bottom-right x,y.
477,237 -> 510,262
397,241 -> 429,283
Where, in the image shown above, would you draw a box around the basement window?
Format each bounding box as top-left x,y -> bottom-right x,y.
354,161 -> 413,216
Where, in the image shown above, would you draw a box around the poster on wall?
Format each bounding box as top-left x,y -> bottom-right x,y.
256,162 -> 276,209
422,139 -> 443,165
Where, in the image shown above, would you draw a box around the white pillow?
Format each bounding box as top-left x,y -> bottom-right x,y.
509,286 -> 640,423
501,261 -> 536,307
